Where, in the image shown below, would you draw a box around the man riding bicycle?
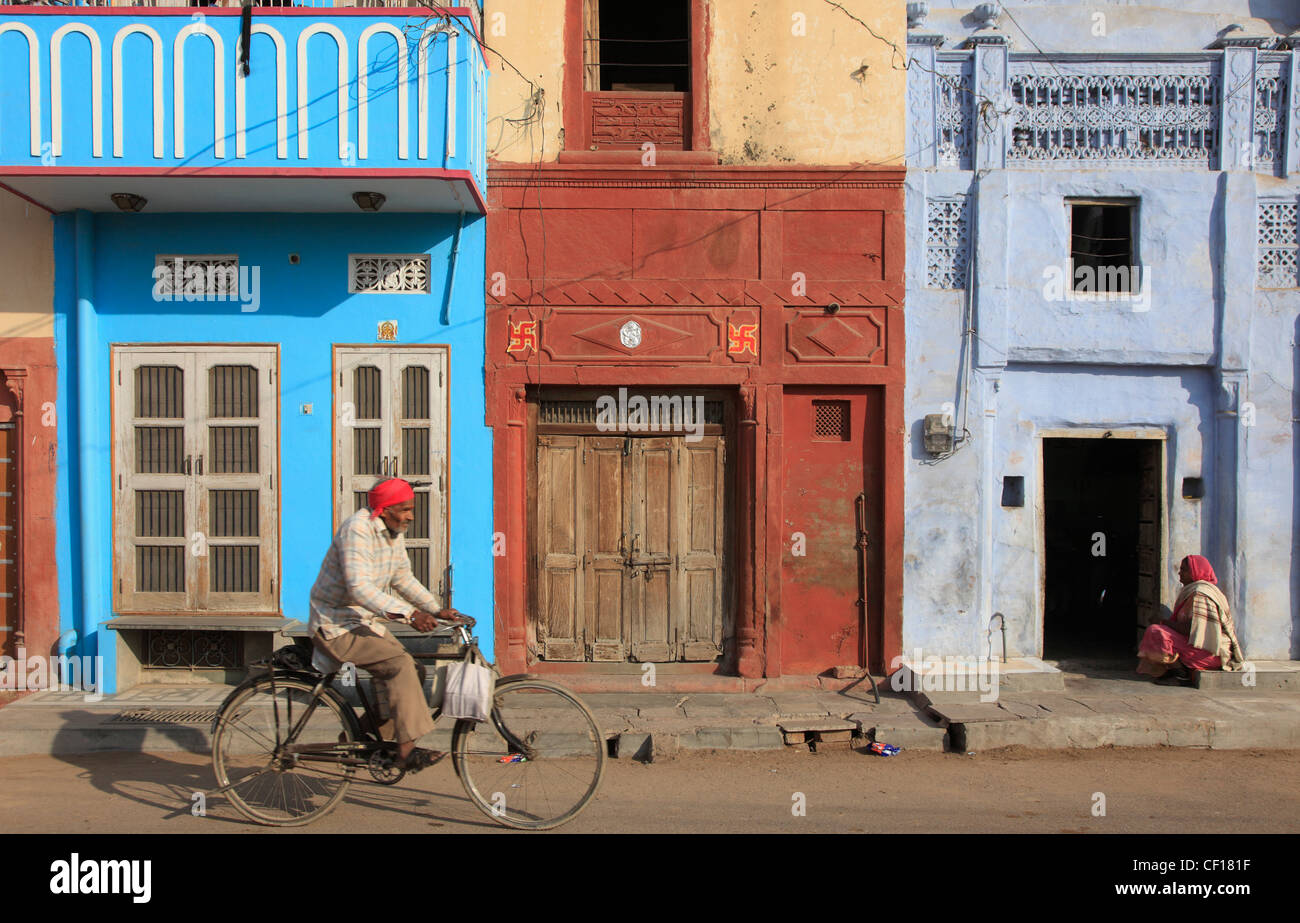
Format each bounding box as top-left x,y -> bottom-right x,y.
309,477 -> 467,771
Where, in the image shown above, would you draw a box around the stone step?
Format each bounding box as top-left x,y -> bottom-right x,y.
851,711 -> 948,751
950,712 -> 1300,751
1194,662 -> 1300,692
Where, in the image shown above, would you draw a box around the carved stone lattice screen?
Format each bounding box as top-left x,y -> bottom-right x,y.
1254,56 -> 1289,172
1257,198 -> 1299,289
349,255 -> 432,294
1007,62 -> 1220,165
936,58 -> 974,169
926,196 -> 971,290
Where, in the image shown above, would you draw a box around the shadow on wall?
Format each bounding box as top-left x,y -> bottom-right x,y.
1293,311 -> 1299,660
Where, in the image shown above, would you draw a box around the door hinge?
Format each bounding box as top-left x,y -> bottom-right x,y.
438,369 -> 443,387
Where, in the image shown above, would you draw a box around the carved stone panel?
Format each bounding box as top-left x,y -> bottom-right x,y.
541,309 -> 724,363
785,309 -> 887,365
588,93 -> 688,149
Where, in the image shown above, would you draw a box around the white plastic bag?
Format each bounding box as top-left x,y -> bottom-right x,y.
442,651 -> 494,722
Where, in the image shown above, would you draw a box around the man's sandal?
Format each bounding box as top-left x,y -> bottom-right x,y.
401,747 -> 446,772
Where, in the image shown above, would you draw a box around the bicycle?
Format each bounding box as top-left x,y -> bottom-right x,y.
209,617 -> 605,830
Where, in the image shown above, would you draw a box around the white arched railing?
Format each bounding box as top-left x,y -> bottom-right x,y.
52,23 -> 103,158
0,23 -> 41,156
112,25 -> 163,158
296,23 -> 348,159
236,24 -> 288,159
174,22 -> 226,159
358,22 -> 409,160
417,23 -> 457,163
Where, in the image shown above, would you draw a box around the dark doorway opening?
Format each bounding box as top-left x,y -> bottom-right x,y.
1043,437 -> 1161,660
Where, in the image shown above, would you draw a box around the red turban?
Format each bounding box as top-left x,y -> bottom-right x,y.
1182,554 -> 1217,584
368,478 -> 414,519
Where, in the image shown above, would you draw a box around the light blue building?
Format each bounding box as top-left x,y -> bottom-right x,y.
0,4 -> 490,691
904,1 -> 1299,666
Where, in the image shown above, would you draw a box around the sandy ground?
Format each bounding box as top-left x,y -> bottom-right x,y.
0,744 -> 1297,835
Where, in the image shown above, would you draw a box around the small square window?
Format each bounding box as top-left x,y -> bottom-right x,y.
1068,199 -> 1137,294
812,400 -> 850,441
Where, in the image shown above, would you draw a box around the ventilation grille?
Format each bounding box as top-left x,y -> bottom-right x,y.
539,399 -> 725,426
154,256 -> 239,298
350,255 -> 432,294
812,400 -> 850,441
144,630 -> 242,669
110,707 -> 222,725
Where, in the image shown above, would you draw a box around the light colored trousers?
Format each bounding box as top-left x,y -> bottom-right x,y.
314,626 -> 435,743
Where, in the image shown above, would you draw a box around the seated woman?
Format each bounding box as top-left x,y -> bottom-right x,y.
1137,555 -> 1245,684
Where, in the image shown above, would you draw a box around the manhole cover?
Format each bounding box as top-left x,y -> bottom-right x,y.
109,707 -> 220,725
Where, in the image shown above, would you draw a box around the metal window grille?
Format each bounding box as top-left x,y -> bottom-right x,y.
145,630 -> 241,670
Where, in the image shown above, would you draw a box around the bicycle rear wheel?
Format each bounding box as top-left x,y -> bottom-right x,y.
212,676 -> 356,827
452,679 -> 605,830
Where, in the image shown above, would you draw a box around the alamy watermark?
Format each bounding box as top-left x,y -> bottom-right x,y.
151,258 -> 261,312
0,648 -> 104,702
595,388 -> 707,443
889,649 -> 1000,703
1042,261 -> 1151,312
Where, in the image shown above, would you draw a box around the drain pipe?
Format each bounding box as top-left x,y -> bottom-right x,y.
74,211 -> 102,684
441,207 -> 465,327
987,612 -> 1007,664
57,629 -> 78,687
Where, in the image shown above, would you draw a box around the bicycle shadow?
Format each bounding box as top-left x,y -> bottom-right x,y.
49,711 -> 501,830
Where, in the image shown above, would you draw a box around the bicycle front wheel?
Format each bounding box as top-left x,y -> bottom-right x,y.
212,676 -> 356,827
452,679 -> 605,830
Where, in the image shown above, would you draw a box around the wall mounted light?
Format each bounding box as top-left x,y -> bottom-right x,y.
110,193 -> 147,212
352,191 -> 386,212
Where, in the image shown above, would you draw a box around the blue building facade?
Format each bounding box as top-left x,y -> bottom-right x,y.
904,1 -> 1299,665
0,5 -> 490,691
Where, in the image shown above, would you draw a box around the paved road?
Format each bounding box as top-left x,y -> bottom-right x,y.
2,745 -> 1298,834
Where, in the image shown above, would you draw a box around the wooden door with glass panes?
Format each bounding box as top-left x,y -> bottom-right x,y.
334,347 -> 449,600
113,347 -> 279,612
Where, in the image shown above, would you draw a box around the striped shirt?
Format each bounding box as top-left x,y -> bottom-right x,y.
308,509 -> 442,640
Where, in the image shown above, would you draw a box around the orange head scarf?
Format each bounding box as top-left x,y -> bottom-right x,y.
368,478 -> 414,519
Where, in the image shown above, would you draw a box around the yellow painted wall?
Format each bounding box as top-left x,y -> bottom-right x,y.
484,0 -> 568,163
485,0 -> 905,166
708,0 -> 904,165
0,190 -> 54,338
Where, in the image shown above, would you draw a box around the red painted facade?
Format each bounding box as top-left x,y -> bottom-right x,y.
0,338 -> 59,661
485,164 -> 905,679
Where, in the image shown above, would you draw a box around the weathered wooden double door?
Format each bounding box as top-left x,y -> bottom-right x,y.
536,434 -> 727,662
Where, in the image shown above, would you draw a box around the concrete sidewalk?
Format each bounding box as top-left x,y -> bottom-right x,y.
0,660 -> 1297,759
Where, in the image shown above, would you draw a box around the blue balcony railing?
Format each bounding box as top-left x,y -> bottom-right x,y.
0,7 -> 486,193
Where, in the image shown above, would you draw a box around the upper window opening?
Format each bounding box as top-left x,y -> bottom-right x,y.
589,0 -> 690,92
1069,200 -> 1137,294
